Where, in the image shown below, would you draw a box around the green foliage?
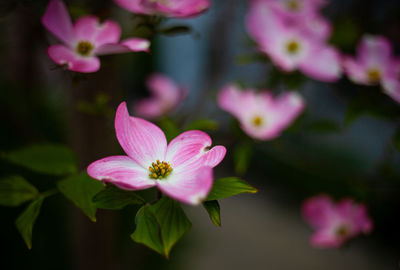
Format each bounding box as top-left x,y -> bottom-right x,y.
330,18 -> 361,50
158,25 -> 192,36
131,204 -> 164,255
207,177 -> 258,201
15,197 -> 44,249
57,173 -> 104,222
77,93 -> 113,117
393,127 -> 400,152
305,119 -> 341,134
2,143 -> 77,176
131,197 -> 192,258
233,142 -> 253,175
158,118 -> 180,142
0,175 -> 39,206
93,185 -> 145,210
185,119 -> 219,131
203,200 -> 221,227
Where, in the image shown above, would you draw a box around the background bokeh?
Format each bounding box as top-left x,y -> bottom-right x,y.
1,0 -> 400,269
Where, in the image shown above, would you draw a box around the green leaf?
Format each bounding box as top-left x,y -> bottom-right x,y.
93,185 -> 145,210
158,25 -> 192,36
131,204 -> 164,255
233,142 -> 253,175
158,118 -> 180,142
2,144 -> 77,175
203,200 -> 221,227
207,177 -> 257,201
393,128 -> 400,151
0,175 -> 39,206
57,173 -> 104,222
15,197 -> 44,249
151,197 -> 192,258
305,119 -> 341,133
185,119 -> 218,131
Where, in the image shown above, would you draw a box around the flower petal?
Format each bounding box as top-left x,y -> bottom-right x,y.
299,45 -> 342,82
165,130 -> 212,168
302,194 -> 335,229
310,230 -> 343,248
95,38 -> 150,55
156,166 -> 213,205
47,45 -> 100,73
87,156 -> 155,190
358,35 -> 392,67
342,56 -> 370,84
203,145 -> 226,167
41,0 -> 75,46
115,102 -> 167,168
74,16 -> 121,47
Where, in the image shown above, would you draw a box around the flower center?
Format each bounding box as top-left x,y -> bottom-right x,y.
76,41 -> 94,56
286,40 -> 300,55
252,116 -> 263,127
335,225 -> 350,237
286,0 -> 301,11
366,68 -> 381,83
148,160 -> 173,180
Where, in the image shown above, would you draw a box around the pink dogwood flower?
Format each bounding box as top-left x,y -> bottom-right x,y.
217,84 -> 305,140
42,0 -> 150,73
265,0 -> 327,20
342,35 -> 397,86
87,102 -> 226,205
134,73 -> 186,119
246,0 -> 341,82
302,194 -> 373,248
113,0 -> 211,18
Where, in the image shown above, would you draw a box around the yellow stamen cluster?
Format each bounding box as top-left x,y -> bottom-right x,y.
286,40 -> 300,54
335,225 -> 349,237
287,0 -> 300,11
252,116 -> 263,127
149,160 -> 173,180
76,41 -> 94,56
367,68 -> 381,83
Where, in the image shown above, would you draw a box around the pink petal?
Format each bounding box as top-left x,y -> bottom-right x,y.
115,102 -> 167,168
87,156 -> 155,190
113,0 -> 150,14
95,38 -> 150,55
383,78 -> 400,104
342,56 -> 370,84
336,199 -> 373,234
302,194 -> 335,229
41,0 -> 75,46
74,16 -> 121,47
310,230 -> 344,248
203,145 -> 226,167
156,166 -> 213,205
299,45 -> 342,82
358,35 -> 392,67
133,99 -> 163,120
165,130 -> 212,168
47,45 -> 100,73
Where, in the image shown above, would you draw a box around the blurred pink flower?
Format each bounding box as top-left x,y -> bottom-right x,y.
265,0 -> 328,20
114,0 -> 211,18
217,84 -> 304,140
42,0 -> 150,73
88,102 -> 226,205
134,73 -> 186,120
246,0 -> 341,82
343,35 -> 400,104
302,194 -> 373,248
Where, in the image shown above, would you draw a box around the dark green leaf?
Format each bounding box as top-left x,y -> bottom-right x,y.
185,119 -> 218,131
15,197 -> 44,249
158,118 -> 180,142
393,128 -> 400,151
158,25 -> 192,36
131,204 -> 164,255
57,173 -> 104,222
0,175 -> 39,206
93,185 -> 145,210
2,144 -> 77,175
151,197 -> 191,258
305,119 -> 341,133
233,142 -> 253,175
207,177 -> 257,201
203,200 -> 221,227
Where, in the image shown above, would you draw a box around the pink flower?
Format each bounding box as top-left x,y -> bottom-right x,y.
134,73 -> 186,120
42,0 -> 150,73
113,0 -> 211,18
87,102 -> 226,205
217,84 -> 305,140
302,194 -> 373,248
342,35 -> 396,86
265,0 -> 328,20
382,59 -> 400,104
246,0 -> 341,82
